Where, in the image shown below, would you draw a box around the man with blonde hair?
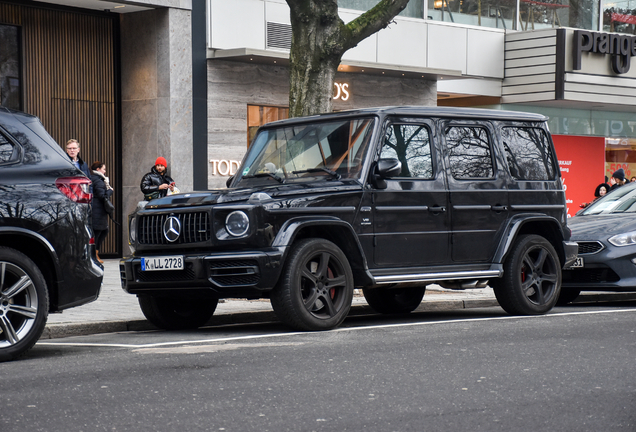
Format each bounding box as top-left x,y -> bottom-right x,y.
66,138 -> 90,179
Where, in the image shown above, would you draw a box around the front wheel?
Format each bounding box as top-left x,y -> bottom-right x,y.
492,234 -> 561,315
138,295 -> 218,330
0,247 -> 49,362
271,238 -> 354,331
363,286 -> 426,314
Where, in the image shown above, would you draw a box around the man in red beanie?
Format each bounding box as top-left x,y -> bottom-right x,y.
140,156 -> 176,200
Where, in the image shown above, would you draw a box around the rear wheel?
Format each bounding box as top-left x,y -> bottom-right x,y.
271,238 -> 354,331
493,234 -> 561,315
556,288 -> 581,306
0,247 -> 49,362
138,295 -> 218,330
363,286 -> 426,314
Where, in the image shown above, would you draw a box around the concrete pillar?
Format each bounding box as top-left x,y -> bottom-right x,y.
120,7 -> 193,253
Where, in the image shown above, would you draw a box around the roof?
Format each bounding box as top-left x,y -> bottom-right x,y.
263,106 -> 548,128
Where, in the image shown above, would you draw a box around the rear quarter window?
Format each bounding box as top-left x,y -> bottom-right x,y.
501,127 -> 556,180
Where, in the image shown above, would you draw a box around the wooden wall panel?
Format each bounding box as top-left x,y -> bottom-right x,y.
0,2 -> 120,256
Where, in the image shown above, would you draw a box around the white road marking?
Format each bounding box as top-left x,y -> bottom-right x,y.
37,308 -> 636,349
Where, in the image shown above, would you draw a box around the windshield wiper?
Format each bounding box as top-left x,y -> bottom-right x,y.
242,173 -> 285,183
292,168 -> 341,180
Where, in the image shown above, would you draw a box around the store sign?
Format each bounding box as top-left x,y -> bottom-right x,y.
333,82 -> 350,101
573,30 -> 636,74
209,159 -> 241,176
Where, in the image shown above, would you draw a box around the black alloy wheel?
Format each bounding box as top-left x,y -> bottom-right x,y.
271,238 -> 354,331
493,234 -> 561,315
0,247 -> 49,362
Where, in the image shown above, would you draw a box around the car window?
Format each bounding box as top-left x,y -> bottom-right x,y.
501,127 -> 556,180
235,118 -> 375,184
445,126 -> 494,179
581,183 -> 636,215
0,131 -> 19,164
380,124 -> 433,179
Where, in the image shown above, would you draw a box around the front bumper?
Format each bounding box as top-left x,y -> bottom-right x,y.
562,240 -> 579,269
562,242 -> 636,291
119,249 -> 284,298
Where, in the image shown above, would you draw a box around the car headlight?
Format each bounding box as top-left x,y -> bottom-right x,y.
225,211 -> 249,237
129,215 -> 136,243
608,231 -> 636,247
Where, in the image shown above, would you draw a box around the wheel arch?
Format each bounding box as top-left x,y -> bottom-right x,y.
494,215 -> 568,267
0,227 -> 62,311
272,217 -> 373,287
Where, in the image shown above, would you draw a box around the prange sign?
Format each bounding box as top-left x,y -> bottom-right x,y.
573,30 -> 636,74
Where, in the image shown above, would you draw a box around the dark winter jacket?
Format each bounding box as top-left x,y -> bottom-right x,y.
140,166 -> 175,200
91,171 -> 113,231
69,155 -> 91,179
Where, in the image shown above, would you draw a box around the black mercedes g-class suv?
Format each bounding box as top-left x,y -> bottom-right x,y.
0,107 -> 103,361
120,107 -> 577,331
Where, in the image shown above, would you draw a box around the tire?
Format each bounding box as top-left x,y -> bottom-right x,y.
363,286 -> 426,314
0,247 -> 49,362
556,288 -> 581,306
492,234 -> 561,315
138,295 -> 218,330
271,238 -> 354,331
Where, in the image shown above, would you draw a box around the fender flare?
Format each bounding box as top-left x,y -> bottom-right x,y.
493,214 -> 567,264
0,226 -> 61,276
272,216 -> 373,285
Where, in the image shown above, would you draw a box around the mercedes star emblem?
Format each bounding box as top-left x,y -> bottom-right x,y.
163,216 -> 181,242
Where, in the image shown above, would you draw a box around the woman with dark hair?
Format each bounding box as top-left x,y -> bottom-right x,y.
90,161 -> 113,263
580,182 -> 610,209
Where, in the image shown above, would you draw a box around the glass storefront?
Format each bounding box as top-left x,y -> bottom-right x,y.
0,24 -> 21,110
603,0 -> 636,33
247,105 -> 289,146
339,0 -> 603,31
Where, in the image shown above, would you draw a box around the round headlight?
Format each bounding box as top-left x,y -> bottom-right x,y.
129,216 -> 136,243
225,211 -> 249,237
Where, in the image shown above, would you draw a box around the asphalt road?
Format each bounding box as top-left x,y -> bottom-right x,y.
2,303 -> 636,432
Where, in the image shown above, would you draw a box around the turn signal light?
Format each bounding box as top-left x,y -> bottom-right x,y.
55,177 -> 92,203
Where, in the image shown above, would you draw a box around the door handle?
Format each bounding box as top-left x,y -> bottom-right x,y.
491,205 -> 508,212
428,206 -> 446,213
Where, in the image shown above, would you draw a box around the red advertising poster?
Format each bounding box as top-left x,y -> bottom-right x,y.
552,135 -> 606,218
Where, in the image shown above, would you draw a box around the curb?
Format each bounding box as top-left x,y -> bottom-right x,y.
40,298 -> 501,340
39,292 -> 636,341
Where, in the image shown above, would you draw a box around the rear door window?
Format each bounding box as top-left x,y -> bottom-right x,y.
445,126 -> 494,179
0,131 -> 20,165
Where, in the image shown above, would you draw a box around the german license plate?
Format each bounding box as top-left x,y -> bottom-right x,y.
570,257 -> 584,268
141,256 -> 184,271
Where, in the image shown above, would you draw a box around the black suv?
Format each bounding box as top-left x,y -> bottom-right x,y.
120,107 -> 577,331
0,107 -> 103,361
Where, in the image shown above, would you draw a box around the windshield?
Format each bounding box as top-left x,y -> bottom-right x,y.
581,183 -> 636,215
234,117 -> 376,185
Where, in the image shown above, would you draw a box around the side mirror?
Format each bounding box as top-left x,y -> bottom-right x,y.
226,175 -> 234,188
371,158 -> 401,189
377,158 -> 402,178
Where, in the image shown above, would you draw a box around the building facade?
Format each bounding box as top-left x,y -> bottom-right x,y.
3,0 -> 636,255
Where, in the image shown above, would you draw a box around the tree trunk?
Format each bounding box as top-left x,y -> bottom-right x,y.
286,0 -> 411,118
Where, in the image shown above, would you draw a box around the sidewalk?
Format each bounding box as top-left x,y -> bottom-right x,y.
41,259 -> 635,340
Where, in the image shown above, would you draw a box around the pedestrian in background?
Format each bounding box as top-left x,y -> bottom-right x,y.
66,139 -> 90,179
610,168 -> 626,191
90,161 -> 113,264
140,156 -> 176,201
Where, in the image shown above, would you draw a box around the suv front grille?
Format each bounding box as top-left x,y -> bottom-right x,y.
209,260 -> 260,286
138,212 -> 210,245
577,241 -> 604,255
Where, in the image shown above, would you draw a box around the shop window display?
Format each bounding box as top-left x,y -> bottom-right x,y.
0,25 -> 21,110
247,105 -> 289,147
